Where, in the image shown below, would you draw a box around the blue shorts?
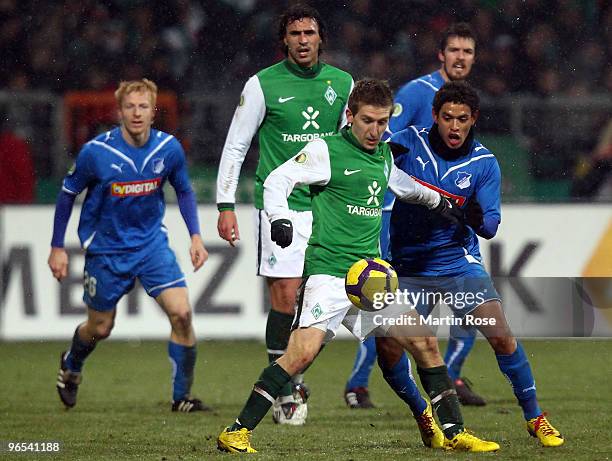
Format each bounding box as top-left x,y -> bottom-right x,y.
83,244 -> 186,311
395,261 -> 500,319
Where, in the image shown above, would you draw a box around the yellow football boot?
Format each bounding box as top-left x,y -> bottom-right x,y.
527,414 -> 564,447
414,402 -> 444,448
217,427 -> 257,454
444,429 -> 500,452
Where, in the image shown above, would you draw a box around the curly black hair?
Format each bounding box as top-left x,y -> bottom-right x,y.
433,81 -> 480,115
277,4 -> 326,56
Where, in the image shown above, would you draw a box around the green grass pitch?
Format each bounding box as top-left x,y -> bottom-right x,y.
2,339 -> 611,460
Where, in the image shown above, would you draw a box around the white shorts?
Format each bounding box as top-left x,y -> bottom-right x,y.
253,208 -> 313,278
294,274 -> 412,343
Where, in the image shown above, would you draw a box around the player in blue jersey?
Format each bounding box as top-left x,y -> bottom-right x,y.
48,79 -> 210,413
344,23 -> 485,407
380,81 -> 563,447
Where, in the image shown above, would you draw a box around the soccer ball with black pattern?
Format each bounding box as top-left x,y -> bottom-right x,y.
345,258 -> 398,311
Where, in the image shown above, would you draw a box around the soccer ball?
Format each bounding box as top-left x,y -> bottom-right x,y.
345,258 -> 398,311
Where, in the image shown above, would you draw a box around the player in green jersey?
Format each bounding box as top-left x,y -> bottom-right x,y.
216,4 -> 353,425
216,79 -> 500,454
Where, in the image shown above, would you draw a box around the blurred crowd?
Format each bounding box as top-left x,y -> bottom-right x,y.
1,0 -> 610,97
0,0 -> 610,203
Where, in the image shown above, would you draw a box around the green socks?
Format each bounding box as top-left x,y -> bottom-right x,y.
417,365 -> 464,439
231,362 -> 292,431
265,310 -> 294,397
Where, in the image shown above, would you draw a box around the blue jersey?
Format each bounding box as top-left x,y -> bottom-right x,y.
388,126 -> 501,273
62,127 -> 192,254
389,70 -> 445,134
381,70 -> 446,257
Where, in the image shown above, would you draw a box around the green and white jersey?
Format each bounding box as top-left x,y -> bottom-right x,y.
264,128 -> 441,277
217,60 -> 353,210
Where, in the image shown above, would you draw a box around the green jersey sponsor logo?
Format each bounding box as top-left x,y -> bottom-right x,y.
367,181 -> 382,206
345,205 -> 383,217
345,181 -> 383,217
302,106 -> 320,129
282,131 -> 334,142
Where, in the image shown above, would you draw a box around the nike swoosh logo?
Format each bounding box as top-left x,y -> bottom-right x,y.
278,96 -> 295,103
344,169 -> 361,176
281,223 -> 291,227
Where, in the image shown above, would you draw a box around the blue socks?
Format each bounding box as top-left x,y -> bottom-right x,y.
496,342 -> 541,420
346,337 -> 377,389
168,341 -> 197,402
444,325 -> 477,380
65,326 -> 96,373
381,353 -> 427,417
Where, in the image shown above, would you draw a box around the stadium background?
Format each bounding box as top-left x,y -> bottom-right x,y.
1,2 -> 611,459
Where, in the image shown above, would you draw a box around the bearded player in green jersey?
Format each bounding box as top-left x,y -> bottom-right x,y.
216,79 -> 500,454
216,5 -> 353,425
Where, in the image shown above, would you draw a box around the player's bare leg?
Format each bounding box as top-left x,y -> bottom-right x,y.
471,301 -> 564,447
266,277 -> 309,424
57,308 -> 115,408
157,287 -> 209,412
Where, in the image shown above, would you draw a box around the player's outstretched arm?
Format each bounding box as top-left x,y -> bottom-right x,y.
388,164 -> 440,208
189,234 -> 208,272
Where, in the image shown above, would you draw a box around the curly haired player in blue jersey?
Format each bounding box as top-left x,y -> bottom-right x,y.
378,81 -> 563,448
48,79 -> 210,413
345,23 -> 487,408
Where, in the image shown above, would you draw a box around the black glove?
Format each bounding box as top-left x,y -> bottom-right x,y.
271,219 -> 293,248
464,196 -> 484,230
432,196 -> 463,225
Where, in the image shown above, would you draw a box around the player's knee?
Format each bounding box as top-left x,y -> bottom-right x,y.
273,291 -> 297,313
170,308 -> 192,333
269,280 -> 299,313
94,320 -> 114,340
290,345 -> 317,371
376,337 -> 404,369
489,336 -> 516,355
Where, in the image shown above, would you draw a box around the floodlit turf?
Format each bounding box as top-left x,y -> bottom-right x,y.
1,339 -> 611,460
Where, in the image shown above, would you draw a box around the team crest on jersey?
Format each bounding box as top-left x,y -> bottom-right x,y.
152,158 -> 165,174
392,103 -> 403,117
324,85 -> 337,106
455,171 -> 472,189
67,163 -> 76,176
311,303 -> 323,320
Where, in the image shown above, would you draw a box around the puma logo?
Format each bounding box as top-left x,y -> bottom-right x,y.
416,156 -> 429,171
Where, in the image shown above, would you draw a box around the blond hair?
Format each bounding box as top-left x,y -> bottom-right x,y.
114,79 -> 158,107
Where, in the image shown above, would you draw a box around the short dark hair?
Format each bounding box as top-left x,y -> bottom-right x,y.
440,22 -> 477,51
433,81 -> 480,115
348,79 -> 394,115
278,4 -> 326,56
